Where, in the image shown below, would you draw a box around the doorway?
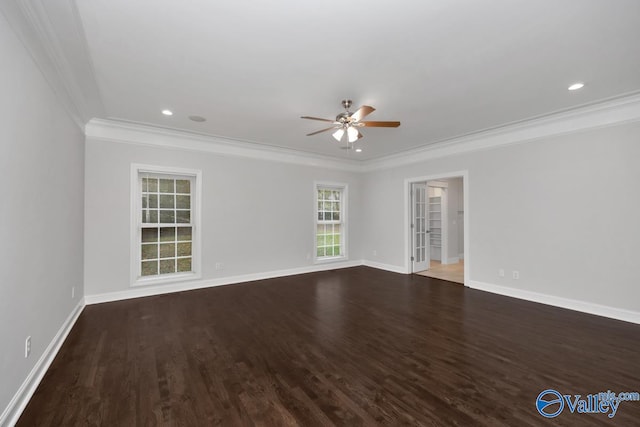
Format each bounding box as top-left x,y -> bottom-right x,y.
406,172 -> 468,285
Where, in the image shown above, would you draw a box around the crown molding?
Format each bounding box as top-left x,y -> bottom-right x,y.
362,92 -> 640,172
85,119 -> 363,172
0,0 -> 104,129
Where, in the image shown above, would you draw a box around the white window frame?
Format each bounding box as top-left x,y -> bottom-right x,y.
130,164 -> 202,286
314,182 -> 348,263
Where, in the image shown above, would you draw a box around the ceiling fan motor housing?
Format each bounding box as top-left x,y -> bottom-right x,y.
336,112 -> 351,123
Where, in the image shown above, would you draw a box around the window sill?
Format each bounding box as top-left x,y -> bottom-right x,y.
132,271 -> 201,287
314,255 -> 347,265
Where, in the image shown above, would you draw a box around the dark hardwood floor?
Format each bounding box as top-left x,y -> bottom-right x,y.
18,267 -> 640,426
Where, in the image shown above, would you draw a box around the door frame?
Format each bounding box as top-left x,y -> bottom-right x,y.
404,171 -> 469,286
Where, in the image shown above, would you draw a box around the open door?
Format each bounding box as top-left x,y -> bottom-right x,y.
411,182 -> 430,272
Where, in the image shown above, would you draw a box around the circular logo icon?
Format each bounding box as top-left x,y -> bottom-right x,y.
536,389 -> 564,418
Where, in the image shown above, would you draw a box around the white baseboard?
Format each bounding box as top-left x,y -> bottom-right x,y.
85,260 -> 365,304
468,280 -> 640,325
442,257 -> 460,265
362,260 -> 408,274
0,300 -> 85,426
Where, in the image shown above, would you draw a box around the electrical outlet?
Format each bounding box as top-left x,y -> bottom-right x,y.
25,336 -> 31,358
512,270 -> 520,280
498,269 -> 505,277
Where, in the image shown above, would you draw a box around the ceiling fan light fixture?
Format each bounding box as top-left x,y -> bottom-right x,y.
302,100 -> 400,147
332,128 -> 345,142
347,126 -> 359,143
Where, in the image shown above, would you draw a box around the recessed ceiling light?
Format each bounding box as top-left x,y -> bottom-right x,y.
568,82 -> 585,91
355,148 -> 363,153
189,115 -> 207,122
161,109 -> 173,116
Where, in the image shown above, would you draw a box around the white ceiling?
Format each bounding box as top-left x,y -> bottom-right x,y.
38,0 -> 640,159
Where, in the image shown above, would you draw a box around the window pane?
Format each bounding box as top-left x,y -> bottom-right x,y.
326,246 -> 334,256
141,261 -> 158,276
160,243 -> 175,258
317,235 -> 325,246
141,228 -> 158,243
176,210 -> 190,223
177,227 -> 192,241
141,196 -> 148,209
159,179 -> 174,193
147,178 -> 158,192
142,210 -> 158,224
160,227 -> 175,242
317,247 -> 325,257
332,212 -> 340,220
176,195 -> 190,209
141,244 -> 157,260
177,242 -> 191,257
148,194 -> 158,208
159,194 -> 174,209
176,179 -> 190,194
159,210 -> 175,223
159,259 -> 176,274
177,257 -> 192,272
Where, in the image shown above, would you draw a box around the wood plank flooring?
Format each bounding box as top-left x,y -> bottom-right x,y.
18,267 -> 640,426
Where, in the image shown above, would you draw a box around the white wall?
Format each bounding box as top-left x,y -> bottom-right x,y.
0,11 -> 85,422
84,139 -> 363,298
363,122 -> 640,314
456,177 -> 464,258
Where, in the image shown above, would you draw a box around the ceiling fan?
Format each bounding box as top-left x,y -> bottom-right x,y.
301,99 -> 400,145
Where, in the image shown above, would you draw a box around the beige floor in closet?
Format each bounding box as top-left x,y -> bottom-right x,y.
416,260 -> 464,284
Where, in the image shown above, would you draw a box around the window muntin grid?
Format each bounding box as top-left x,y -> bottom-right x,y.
316,188 -> 344,258
140,176 -> 193,277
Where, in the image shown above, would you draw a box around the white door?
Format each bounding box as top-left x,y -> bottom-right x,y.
412,183 -> 430,272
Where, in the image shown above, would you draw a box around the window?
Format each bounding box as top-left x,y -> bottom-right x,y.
131,165 -> 201,285
315,184 -> 347,260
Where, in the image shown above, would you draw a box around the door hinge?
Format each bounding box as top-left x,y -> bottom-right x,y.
411,256 -> 415,261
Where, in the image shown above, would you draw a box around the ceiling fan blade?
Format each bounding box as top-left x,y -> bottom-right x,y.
306,126 -> 338,136
350,105 -> 375,121
301,116 -> 335,123
360,120 -> 401,127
